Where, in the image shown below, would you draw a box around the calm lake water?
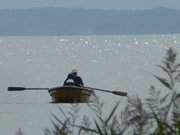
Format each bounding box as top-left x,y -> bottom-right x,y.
0,35 -> 180,135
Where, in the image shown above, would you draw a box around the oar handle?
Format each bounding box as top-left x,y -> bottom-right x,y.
112,91 -> 127,96
8,87 -> 26,91
8,87 -> 49,91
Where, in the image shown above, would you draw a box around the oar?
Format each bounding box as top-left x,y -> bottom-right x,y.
8,86 -> 128,96
8,87 -> 49,91
86,87 -> 127,96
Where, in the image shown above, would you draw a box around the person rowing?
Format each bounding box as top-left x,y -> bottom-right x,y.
63,69 -> 84,87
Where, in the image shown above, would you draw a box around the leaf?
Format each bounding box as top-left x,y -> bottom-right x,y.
153,75 -> 172,90
74,124 -> 97,133
157,65 -> 170,75
95,120 -> 104,135
104,101 -> 120,126
50,120 -> 61,134
160,93 -> 170,104
110,128 -> 118,135
51,113 -> 64,126
175,73 -> 180,82
174,63 -> 180,71
163,61 -> 172,72
166,47 -> 177,64
58,106 -> 68,119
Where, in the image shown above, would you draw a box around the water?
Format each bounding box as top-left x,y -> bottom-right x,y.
0,35 -> 180,135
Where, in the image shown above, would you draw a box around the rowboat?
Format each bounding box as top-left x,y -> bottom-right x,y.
48,86 -> 95,103
8,86 -> 127,103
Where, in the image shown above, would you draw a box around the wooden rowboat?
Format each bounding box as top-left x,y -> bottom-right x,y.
48,86 -> 94,103
8,86 -> 127,103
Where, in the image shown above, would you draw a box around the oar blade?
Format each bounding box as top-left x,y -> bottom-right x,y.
112,91 -> 127,96
8,87 -> 26,91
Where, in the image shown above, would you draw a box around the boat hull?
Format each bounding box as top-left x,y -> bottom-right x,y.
48,86 -> 94,103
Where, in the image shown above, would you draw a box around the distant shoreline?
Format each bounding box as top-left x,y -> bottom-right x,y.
0,7 -> 180,35
0,34 -> 180,38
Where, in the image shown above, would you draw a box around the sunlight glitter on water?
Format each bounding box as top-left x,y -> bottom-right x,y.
0,35 -> 180,135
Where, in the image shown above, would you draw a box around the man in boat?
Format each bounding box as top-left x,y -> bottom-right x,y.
63,69 -> 84,87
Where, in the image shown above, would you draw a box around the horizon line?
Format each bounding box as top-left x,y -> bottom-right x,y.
0,6 -> 180,11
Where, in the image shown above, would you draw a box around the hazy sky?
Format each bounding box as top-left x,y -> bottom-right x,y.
0,0 -> 180,10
